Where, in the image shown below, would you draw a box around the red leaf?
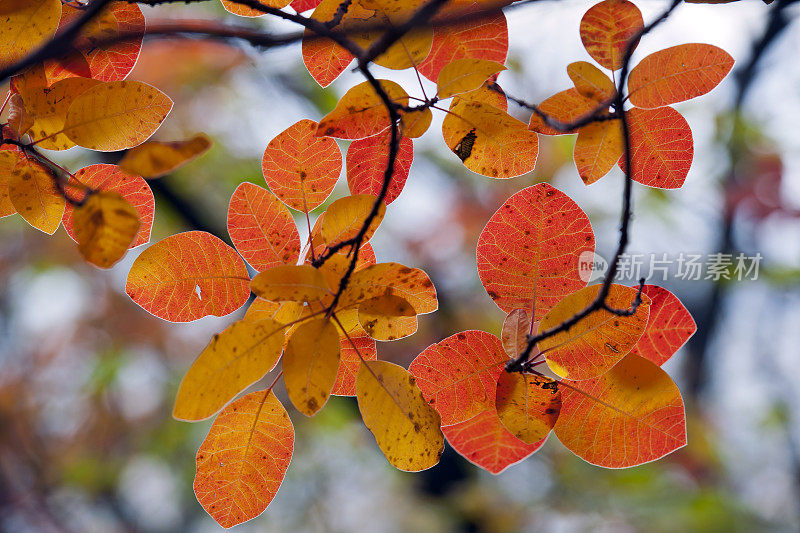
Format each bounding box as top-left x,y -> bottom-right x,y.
579,0 -> 643,71
346,131 -> 413,205
332,335 -> 377,396
630,285 -> 696,366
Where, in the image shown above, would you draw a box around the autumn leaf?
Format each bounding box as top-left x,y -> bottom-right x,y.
539,284 -> 650,380
579,0 -> 643,71
554,353 -> 687,468
356,361 -> 444,471
574,119 -> 624,185
332,335 -> 377,396
567,61 -> 615,102
321,194 -> 386,246
442,98 -> 538,178
250,264 -> 331,303
630,285 -> 696,366
227,182 -> 301,271
443,408 -> 545,474
0,151 -> 17,218
338,262 -> 437,315
261,119 -> 342,212
351,15 -> 432,70
528,88 -> 599,135
0,0 -> 61,70
221,0 -> 290,16
358,293 -> 416,341
302,0 -> 355,87
5,151 -> 65,235
117,133 -> 212,178
194,390 -> 293,528
628,43 -> 735,109
400,108 -> 431,138
476,183 -> 594,320
409,330 -> 508,425
173,318 -> 285,421
495,372 -> 560,444
283,318 -> 341,416
347,131 -> 414,205
7,93 -> 32,137
72,191 -> 141,269
126,231 -> 250,322
501,308 -> 531,359
291,0 -> 322,12
62,80 -> 173,151
317,80 -> 408,140
62,164 -> 154,248
244,299 -> 305,325
436,58 -> 506,99
621,106 -> 693,189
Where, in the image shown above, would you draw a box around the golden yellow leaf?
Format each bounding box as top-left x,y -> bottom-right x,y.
358,294 -> 416,341
250,264 -> 331,303
321,194 -> 386,246
118,133 -> 212,178
317,80 -> 408,139
0,0 -> 61,69
573,119 -> 624,185
6,152 -> 64,234
173,318 -> 285,421
496,372 -> 560,444
339,262 -> 437,314
356,361 -> 444,471
567,61 -> 615,102
62,80 -> 173,151
283,318 -> 341,416
436,58 -> 506,100
244,299 -> 304,325
72,191 -> 141,268
0,151 -> 17,218
400,108 -> 432,138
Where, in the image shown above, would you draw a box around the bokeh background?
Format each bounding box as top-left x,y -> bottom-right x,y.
2,0 -> 800,531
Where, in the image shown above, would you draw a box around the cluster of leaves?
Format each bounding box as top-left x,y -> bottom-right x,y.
0,0 -> 737,529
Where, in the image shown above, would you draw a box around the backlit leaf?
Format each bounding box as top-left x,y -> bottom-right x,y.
283,318 -> 341,416
442,99 -> 538,178
356,361 -> 444,471
332,334 -> 377,396
358,294 -> 415,341
579,0 -> 643,70
496,372 -> 560,444
477,183 -> 594,320
352,17 -> 432,70
347,131 -> 413,205
574,119 -> 624,185
528,88 -> 599,135
250,264 -> 331,303
567,61 -> 615,102
62,164 -> 154,248
126,231 -> 250,322
72,192 -> 140,269
339,262 -> 437,315
118,133 -> 212,178
628,44 -> 734,109
621,106 -> 693,189
194,390 -> 293,529
409,330 -> 508,425
221,0 -> 289,16
630,285 -> 696,366
459,79 -> 508,111
302,0 -> 355,87
244,299 -> 304,325
400,108 -> 431,138
540,284 -> 650,380
554,353 -> 686,467
7,93 -> 32,137
6,152 -> 64,234
443,408 -> 545,474
436,58 -> 506,99
317,80 -> 409,140
0,151 -> 18,217
63,80 -> 173,152
501,308 -> 530,359
261,119 -> 342,212
321,194 -> 386,245
174,318 -> 285,420
227,182 -> 301,271
291,0 -> 322,12
0,0 -> 61,70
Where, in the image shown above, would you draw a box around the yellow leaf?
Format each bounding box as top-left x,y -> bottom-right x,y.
358,294 -> 416,341
6,152 -> 65,234
250,264 -> 331,303
73,191 -> 141,268
283,318 -> 341,416
573,119 -> 624,185
436,58 -> 506,99
0,151 -> 17,218
496,372 -> 560,444
339,262 -> 437,314
62,80 -> 173,151
118,133 -> 213,178
0,0 -> 61,69
244,299 -> 304,325
321,194 -> 386,246
20,77 -> 100,150
173,318 -> 285,421
317,80 -> 408,140
356,361 -> 444,471
400,108 -> 431,138
7,93 -> 32,137
566,61 -> 615,102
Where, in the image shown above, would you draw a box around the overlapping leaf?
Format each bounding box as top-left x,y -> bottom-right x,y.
347,131 -> 413,205
630,285 -> 696,365
528,89 -> 599,135
574,119 -> 624,185
221,0 -> 289,16
301,0 -> 356,86
321,194 -> 386,245
501,308 -> 531,359
338,262 -> 437,316
250,264 -> 331,303
283,318 -> 341,416
579,0 -> 643,70
567,61 -> 615,101
317,80 -> 408,140
332,334 -> 377,396
496,372 -> 560,444
5,151 -> 64,234
0,0 -> 61,70
118,133 -> 212,178
72,191 -> 141,269
436,58 -> 506,99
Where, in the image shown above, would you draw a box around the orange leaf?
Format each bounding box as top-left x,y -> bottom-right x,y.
621,106 -> 693,189
442,408 -> 545,474
72,191 -> 140,269
418,4 -> 508,83
261,119 -> 342,212
221,0 -> 289,16
351,15 -> 432,70
244,299 -> 304,324
528,88 -> 601,135
442,99 -> 538,178
501,308 -> 531,359
496,372 -> 560,444
0,150 -> 17,218
630,285 -> 696,366
227,182 -> 301,271
579,0 -> 643,71
62,164 -> 154,248
436,58 -> 506,100
409,330 -> 508,425
117,133 -> 212,178
301,0 -> 355,86
554,353 -> 686,467
291,0 -> 322,11
283,318 -> 341,416
194,390 -> 293,528
332,334 -> 377,396
0,0 -> 61,70
458,79 -> 508,111
7,93 -> 32,137
5,152 -> 64,235
477,183 -> 594,320
339,262 -> 437,315
540,284 -> 650,380
347,131 -> 413,205
321,194 -> 386,245
574,119 -> 624,185
317,80 -> 409,140
358,294 -> 416,341
250,264 -> 331,303
567,61 -> 615,102
126,231 -> 250,322
628,44 -> 734,109
400,108 -> 431,138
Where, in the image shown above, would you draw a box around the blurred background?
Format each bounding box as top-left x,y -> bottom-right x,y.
2,0 -> 800,531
